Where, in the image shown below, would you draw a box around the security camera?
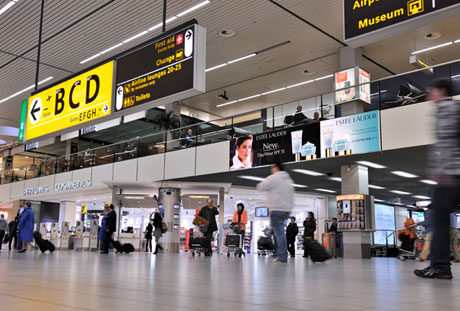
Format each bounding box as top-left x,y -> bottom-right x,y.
326,172 -> 333,177
217,90 -> 229,101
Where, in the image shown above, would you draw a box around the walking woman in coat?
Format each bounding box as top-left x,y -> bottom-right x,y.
18,201 -> 34,253
152,209 -> 164,254
303,211 -> 316,258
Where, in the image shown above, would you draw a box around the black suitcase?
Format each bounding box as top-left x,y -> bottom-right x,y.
112,240 -> 123,253
189,237 -> 211,249
44,240 -> 55,253
225,235 -> 240,247
122,243 -> 134,253
304,240 -> 331,262
33,231 -> 55,253
257,237 -> 274,250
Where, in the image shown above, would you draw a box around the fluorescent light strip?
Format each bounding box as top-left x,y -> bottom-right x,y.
216,100 -> 237,108
217,74 -> 333,108
205,63 -> 228,72
374,198 -> 385,202
455,39 -> 460,44
0,76 -> 53,104
369,184 -> 385,190
293,183 -> 308,188
413,195 -> 430,200
315,188 -> 336,193
79,0 -> 211,64
391,171 -> 418,178
411,41 -> 454,55
390,190 -> 411,195
228,53 -> 256,64
420,179 -> 437,185
356,161 -> 386,169
292,169 -> 324,176
239,176 -> 265,182
329,177 -> 342,182
0,0 -> 17,16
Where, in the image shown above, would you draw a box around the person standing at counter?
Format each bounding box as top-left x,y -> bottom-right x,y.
100,203 -> 117,255
198,199 -> 219,256
257,161 -> 294,263
232,203 -> 248,239
18,201 -> 34,253
145,222 -> 153,253
303,212 -> 316,258
153,210 -> 164,255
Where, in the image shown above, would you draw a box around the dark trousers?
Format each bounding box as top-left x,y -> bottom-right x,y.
0,230 -> 4,250
8,233 -> 16,251
287,237 -> 296,257
146,237 -> 152,252
101,231 -> 114,253
204,231 -> 213,254
431,180 -> 460,274
304,236 -> 313,257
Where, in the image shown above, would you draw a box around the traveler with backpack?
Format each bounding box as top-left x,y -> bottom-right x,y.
153,209 -> 164,254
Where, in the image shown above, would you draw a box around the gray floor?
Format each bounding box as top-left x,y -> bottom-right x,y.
0,250 -> 458,311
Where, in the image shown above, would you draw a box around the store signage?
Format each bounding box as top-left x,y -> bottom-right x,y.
54,179 -> 92,191
80,125 -> 96,136
320,110 -> 380,158
337,194 -> 364,201
229,123 -> 320,170
344,0 -> 460,45
24,185 -> 49,196
25,142 -> 39,151
25,61 -> 114,141
81,204 -> 87,214
334,67 -> 370,105
114,23 -> 205,113
18,99 -> 28,142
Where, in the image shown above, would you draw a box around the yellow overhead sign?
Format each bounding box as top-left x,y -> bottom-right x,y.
25,62 -> 114,140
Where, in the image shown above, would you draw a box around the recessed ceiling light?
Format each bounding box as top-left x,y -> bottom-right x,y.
420,179 -> 437,185
391,171 -> 418,178
302,69 -> 316,75
329,177 -> 342,182
315,188 -> 336,193
369,184 -> 385,190
390,190 -> 411,195
239,176 -> 265,182
292,169 -> 324,176
356,161 -> 386,169
219,29 -> 236,38
413,195 -> 430,200
424,32 -> 442,40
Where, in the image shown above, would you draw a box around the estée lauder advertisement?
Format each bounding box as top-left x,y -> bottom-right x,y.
229,123 -> 320,170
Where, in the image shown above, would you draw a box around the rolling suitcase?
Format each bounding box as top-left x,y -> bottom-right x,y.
122,243 -> 134,253
225,235 -> 241,247
33,231 -> 55,253
304,240 -> 331,262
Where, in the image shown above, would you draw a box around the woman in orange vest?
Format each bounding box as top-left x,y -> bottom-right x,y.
232,203 -> 248,239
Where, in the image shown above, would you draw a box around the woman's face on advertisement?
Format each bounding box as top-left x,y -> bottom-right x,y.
237,139 -> 252,162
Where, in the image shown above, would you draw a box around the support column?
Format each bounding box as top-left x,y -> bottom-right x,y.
218,188 -> 225,254
59,201 -> 76,227
112,187 -> 121,237
158,187 -> 181,253
340,164 -> 372,259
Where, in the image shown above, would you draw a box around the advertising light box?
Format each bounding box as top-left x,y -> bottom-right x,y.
25,62 -> 114,141
373,204 -> 396,245
320,110 -> 380,158
344,0 -> 460,45
114,23 -> 205,113
334,67 -> 370,105
229,123 -> 320,170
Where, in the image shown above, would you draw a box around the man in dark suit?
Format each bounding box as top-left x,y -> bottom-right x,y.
100,203 -> 117,254
198,199 -> 219,256
286,217 -> 299,257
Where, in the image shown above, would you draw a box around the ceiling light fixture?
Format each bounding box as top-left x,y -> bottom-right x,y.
369,184 -> 385,190
239,176 -> 265,182
216,74 -> 333,108
413,195 -> 430,200
292,169 -> 324,176
79,0 -> 211,64
420,179 -> 437,185
315,188 -> 336,193
356,161 -> 386,169
292,184 -> 308,188
205,63 -> 228,72
374,198 -> 385,202
391,171 -> 418,178
0,76 -> 53,104
411,41 -> 454,55
329,177 -> 342,182
0,0 -> 17,16
390,190 -> 411,195
227,53 -> 256,64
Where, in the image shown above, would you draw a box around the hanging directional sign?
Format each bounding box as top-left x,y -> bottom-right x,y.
25,61 -> 114,141
344,0 -> 460,46
114,23 -> 206,113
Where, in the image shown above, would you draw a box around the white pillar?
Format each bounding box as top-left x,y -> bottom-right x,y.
59,201 -> 76,228
341,164 -> 369,195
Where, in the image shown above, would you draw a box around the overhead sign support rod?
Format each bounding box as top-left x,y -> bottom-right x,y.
162,0 -> 167,33
35,0 -> 45,91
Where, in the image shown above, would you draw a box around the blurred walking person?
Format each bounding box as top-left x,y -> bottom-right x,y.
286,217 -> 299,258
8,217 -> 18,251
145,222 -> 153,252
0,214 -> 7,251
18,201 -> 34,253
100,203 -> 117,254
450,213 -> 460,262
303,212 -> 316,258
257,161 -> 294,263
418,207 -> 434,261
152,209 -> 164,255
415,80 -> 460,279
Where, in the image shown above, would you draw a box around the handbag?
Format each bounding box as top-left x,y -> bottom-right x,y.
161,222 -> 168,234
193,215 -> 209,226
3,233 -> 9,244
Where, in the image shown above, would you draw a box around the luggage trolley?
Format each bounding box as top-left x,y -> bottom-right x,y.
189,225 -> 210,257
225,223 -> 245,258
257,227 -> 274,257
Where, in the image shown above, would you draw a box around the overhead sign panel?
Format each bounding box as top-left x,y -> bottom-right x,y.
344,0 -> 460,46
25,62 -> 114,141
114,24 -> 205,113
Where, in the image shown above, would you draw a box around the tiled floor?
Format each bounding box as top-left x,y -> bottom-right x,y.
0,250 -> 458,310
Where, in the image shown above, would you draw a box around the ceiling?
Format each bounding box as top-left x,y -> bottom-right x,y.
1,0 -> 459,132
174,145 -> 432,206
